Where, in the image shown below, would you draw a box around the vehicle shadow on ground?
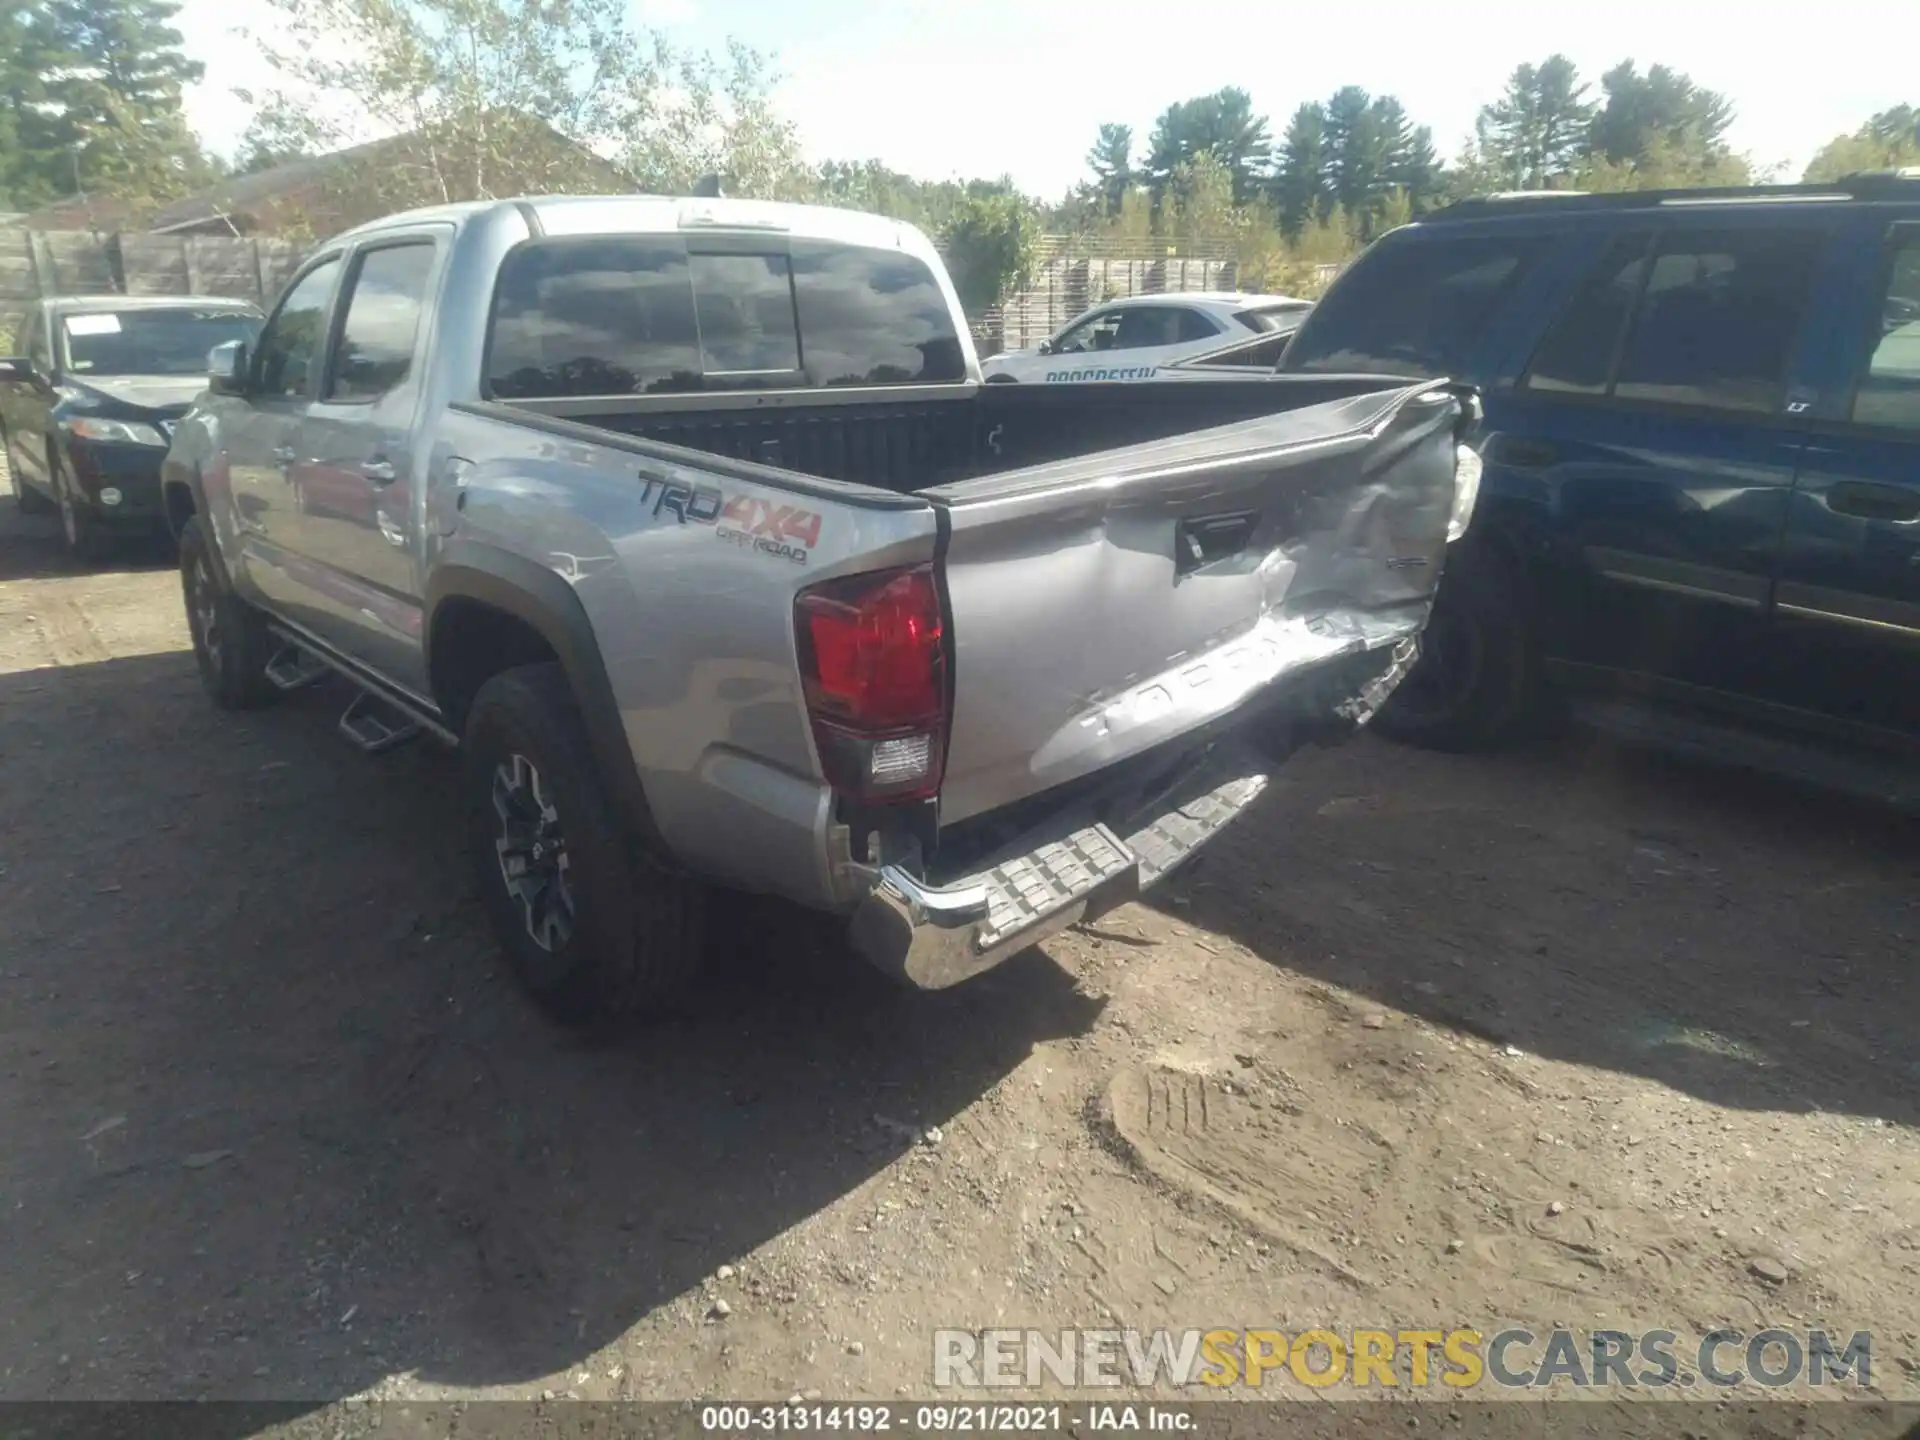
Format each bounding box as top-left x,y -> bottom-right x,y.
0,651 -> 1102,1410
0,504 -> 175,581
1154,725 -> 1920,1130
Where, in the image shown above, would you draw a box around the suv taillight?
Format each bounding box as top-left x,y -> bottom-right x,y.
795,564 -> 947,801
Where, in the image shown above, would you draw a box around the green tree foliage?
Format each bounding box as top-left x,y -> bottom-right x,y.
1588,61 -> 1735,166
241,0 -> 806,218
1804,103 -> 1920,181
625,39 -> 811,199
1473,54 -> 1594,189
1145,88 -> 1270,205
1271,88 -> 1440,239
1271,102 -> 1327,239
245,0 -> 663,208
940,191 -> 1038,315
0,0 -> 211,212
1085,122 -> 1133,217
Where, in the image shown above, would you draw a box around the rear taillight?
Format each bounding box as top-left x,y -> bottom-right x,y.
795,564 -> 947,801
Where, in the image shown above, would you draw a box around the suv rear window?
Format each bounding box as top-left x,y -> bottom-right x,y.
1281,232 -> 1544,378
486,236 -> 966,398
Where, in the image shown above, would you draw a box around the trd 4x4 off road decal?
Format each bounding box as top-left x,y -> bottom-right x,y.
638,475 -> 822,566
715,496 -> 821,566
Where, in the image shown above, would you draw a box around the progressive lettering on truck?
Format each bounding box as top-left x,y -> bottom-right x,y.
1045,365 -> 1160,383
640,476 -> 823,565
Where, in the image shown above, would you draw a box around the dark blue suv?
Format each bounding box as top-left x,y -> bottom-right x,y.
1281,174 -> 1920,785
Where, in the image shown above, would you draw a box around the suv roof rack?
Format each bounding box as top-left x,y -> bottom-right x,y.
1428,171 -> 1920,220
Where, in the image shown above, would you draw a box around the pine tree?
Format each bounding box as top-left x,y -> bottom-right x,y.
1271,102 -> 1327,239
1,0 -> 211,207
1085,123 -> 1133,217
1475,55 -> 1594,189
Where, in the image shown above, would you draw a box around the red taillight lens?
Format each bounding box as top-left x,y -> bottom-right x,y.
795,565 -> 947,800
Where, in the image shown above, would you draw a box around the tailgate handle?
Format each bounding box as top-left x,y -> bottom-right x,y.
1175,510 -> 1258,576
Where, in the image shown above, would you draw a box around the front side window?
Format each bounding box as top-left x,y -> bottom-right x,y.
1282,231 -> 1545,378
60,308 -> 261,378
1052,310 -> 1122,355
328,243 -> 435,401
1610,228 -> 1824,414
255,260 -> 342,398
1852,237 -> 1920,431
24,312 -> 50,369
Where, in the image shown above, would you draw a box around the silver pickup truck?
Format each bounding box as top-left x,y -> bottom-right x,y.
161,195 -> 1480,1023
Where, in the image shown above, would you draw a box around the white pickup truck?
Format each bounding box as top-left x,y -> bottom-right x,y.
161,195 -> 1480,1024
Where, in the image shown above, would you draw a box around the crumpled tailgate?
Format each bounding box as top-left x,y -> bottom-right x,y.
924,379 -> 1465,825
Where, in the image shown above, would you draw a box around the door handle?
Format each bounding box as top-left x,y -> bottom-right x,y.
1825,480 -> 1920,524
360,458 -> 398,485
272,445 -> 296,465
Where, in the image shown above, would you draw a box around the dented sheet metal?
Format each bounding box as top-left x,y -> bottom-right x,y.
926,379 -> 1465,825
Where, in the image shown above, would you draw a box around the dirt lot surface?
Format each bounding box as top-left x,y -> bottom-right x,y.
2,474 -> 1918,1433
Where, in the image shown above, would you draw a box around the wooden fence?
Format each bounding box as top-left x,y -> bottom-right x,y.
1,230 -> 306,346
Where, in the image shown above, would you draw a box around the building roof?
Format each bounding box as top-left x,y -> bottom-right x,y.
13,118 -> 638,236
145,136 -> 411,234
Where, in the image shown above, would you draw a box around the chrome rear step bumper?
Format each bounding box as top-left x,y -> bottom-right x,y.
848,634 -> 1419,990
848,744 -> 1269,990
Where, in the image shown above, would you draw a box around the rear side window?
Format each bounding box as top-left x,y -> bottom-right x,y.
487,236 -> 964,398
1611,228 -> 1824,413
488,239 -> 700,398
1523,232 -> 1653,396
1281,232 -> 1544,378
1851,236 -> 1920,431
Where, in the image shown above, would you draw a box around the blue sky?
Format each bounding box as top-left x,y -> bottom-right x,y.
176,0 -> 1914,196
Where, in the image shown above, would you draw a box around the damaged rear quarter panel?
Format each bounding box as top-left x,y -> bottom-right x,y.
435,407 -> 940,908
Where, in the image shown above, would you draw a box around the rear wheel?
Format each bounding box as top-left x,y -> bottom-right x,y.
49,446 -> 110,559
179,515 -> 278,709
463,663 -> 707,1025
1375,543 -> 1539,750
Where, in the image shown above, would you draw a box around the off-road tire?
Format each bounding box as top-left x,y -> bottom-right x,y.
179,515 -> 279,709
463,662 -> 707,1026
1374,541 -> 1539,751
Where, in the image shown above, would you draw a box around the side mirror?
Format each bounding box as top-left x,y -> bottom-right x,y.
0,355 -> 43,387
1036,339 -> 1054,356
207,340 -> 249,396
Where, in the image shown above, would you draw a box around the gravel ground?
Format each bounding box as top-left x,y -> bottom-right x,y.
1,465 -> 1916,1435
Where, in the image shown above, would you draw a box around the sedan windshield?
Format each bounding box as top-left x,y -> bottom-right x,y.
62,309 -> 261,377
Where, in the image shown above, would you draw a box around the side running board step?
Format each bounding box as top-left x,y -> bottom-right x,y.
338,693 -> 422,754
264,645 -> 330,693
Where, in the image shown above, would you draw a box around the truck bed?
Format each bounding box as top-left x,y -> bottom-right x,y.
514,375 -> 1408,492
